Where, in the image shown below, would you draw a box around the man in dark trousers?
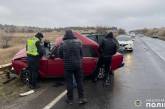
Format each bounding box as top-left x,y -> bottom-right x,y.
59,30 -> 87,105
26,32 -> 44,89
92,32 -> 117,85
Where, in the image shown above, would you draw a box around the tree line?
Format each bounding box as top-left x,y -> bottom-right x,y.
131,28 -> 165,38
0,24 -> 126,48
0,24 -> 125,34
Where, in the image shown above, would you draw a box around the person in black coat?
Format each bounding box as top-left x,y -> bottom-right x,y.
59,30 -> 87,105
92,32 -> 117,85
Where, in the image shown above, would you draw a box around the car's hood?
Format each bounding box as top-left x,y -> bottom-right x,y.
12,48 -> 27,60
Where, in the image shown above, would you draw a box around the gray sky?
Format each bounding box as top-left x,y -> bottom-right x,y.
0,0 -> 165,30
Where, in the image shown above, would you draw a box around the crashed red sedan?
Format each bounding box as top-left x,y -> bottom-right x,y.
12,32 -> 124,79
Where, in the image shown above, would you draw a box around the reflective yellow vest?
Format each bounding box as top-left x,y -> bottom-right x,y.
26,37 -> 39,56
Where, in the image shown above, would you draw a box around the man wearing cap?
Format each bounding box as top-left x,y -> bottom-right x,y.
26,32 -> 44,89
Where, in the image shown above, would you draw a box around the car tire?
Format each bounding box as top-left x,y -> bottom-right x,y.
20,68 -> 31,86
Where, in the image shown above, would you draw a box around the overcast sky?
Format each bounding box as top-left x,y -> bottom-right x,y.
0,0 -> 165,30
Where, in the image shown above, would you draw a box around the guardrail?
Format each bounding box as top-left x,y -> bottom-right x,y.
0,63 -> 12,72
0,63 -> 17,84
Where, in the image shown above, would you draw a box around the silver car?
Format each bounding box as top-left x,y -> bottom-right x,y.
117,35 -> 134,51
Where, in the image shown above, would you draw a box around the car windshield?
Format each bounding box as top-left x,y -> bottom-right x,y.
117,36 -> 131,41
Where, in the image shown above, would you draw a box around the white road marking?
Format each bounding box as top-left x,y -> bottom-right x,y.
43,90 -> 67,109
19,90 -> 35,96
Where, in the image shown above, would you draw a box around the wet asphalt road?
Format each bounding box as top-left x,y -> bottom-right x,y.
3,36 -> 165,109
51,37 -> 165,109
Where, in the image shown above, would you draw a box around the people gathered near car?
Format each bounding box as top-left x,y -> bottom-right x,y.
24,31 -> 119,104
59,30 -> 88,105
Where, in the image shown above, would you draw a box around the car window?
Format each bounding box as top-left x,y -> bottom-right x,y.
87,35 -> 97,42
97,36 -> 104,44
50,43 -> 55,50
49,46 -> 59,57
86,34 -> 105,44
82,45 -> 97,57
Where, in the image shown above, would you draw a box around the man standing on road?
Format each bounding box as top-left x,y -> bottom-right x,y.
92,32 -> 117,85
26,32 -> 44,89
59,30 -> 87,105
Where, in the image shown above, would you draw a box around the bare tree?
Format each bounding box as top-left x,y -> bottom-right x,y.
0,31 -> 12,48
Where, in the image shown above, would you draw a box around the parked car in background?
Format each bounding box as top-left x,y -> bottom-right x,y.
129,32 -> 136,37
12,32 -> 124,83
117,35 -> 134,52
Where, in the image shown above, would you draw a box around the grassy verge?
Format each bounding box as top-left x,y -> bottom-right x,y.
0,32 -> 62,65
0,72 -> 28,104
0,45 -> 24,65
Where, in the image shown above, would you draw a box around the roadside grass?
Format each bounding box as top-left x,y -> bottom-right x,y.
0,45 -> 24,65
0,32 -> 62,65
0,73 -> 28,104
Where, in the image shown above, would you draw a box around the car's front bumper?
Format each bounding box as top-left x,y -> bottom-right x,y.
119,45 -> 133,51
124,47 -> 133,50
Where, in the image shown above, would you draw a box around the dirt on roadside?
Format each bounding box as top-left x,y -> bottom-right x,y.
0,71 -> 29,105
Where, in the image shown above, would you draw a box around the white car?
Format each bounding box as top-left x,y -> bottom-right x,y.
117,35 -> 134,51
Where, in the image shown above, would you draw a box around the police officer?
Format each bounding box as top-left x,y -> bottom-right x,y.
26,32 -> 44,89
92,32 -> 117,85
59,30 -> 87,105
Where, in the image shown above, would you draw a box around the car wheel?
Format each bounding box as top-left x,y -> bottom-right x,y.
20,69 -> 31,86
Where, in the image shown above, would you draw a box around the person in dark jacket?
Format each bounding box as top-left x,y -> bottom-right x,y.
92,32 -> 117,85
59,30 -> 87,105
26,32 -> 44,89
42,40 -> 51,57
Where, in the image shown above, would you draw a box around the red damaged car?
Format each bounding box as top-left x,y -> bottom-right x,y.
12,32 -> 124,82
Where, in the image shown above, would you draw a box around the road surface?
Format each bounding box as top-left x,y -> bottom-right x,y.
2,36 -> 165,109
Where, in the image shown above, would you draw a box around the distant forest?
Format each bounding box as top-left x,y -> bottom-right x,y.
0,24 -> 126,35
131,27 -> 165,38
